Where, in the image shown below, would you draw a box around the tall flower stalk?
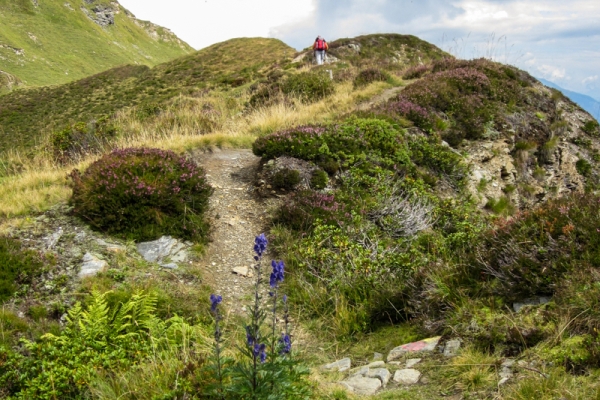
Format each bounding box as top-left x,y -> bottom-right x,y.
209,294 -> 225,399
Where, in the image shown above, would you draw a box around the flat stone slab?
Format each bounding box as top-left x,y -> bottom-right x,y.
340,376 -> 382,395
393,369 -> 422,385
232,266 -> 253,277
137,236 -> 189,266
387,336 -> 441,361
444,339 -> 462,357
366,368 -> 391,387
405,358 -> 422,368
513,296 -> 551,312
79,253 -> 108,278
367,361 -> 385,368
322,357 -> 351,372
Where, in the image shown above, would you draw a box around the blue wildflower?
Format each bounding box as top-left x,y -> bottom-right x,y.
279,334 -> 292,355
283,294 -> 288,303
245,326 -> 254,347
253,343 -> 267,363
210,294 -> 222,312
270,260 -> 285,288
253,233 -> 268,258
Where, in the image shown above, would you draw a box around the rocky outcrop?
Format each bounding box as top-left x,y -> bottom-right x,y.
81,3 -> 115,26
464,83 -> 600,210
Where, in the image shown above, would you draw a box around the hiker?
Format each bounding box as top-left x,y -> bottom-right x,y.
313,35 -> 329,65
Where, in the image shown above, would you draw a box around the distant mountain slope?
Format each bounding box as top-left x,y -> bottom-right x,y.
539,78 -> 600,120
0,0 -> 193,88
0,37 -> 295,152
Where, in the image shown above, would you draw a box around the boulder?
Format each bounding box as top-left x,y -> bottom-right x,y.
79,253 -> 108,277
366,368 -> 391,387
322,357 -> 351,372
339,376 -> 381,395
136,236 -> 190,267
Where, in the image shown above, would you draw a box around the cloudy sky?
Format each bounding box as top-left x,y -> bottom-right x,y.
119,0 -> 600,100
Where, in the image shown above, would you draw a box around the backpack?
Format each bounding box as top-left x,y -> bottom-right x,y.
316,38 -> 326,50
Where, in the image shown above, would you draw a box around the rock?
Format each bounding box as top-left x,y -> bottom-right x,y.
393,369 -> 422,385
513,296 -> 551,312
349,366 -> 369,376
372,352 -> 383,361
44,228 -> 63,249
387,336 -> 441,362
366,368 -> 391,387
232,266 -> 253,277
79,253 -> 108,277
160,263 -> 178,270
501,359 -> 516,368
136,236 -> 189,266
367,361 -> 385,368
443,339 -> 462,357
96,239 -> 126,253
340,376 -> 381,395
405,358 -> 422,368
499,367 -> 513,380
322,358 -> 351,372
499,377 -> 510,386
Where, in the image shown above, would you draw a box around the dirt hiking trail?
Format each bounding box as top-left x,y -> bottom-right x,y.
193,148 -> 279,313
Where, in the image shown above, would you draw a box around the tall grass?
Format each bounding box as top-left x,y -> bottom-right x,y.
0,80 -> 394,218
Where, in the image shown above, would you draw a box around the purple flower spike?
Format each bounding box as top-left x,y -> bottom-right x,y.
253,233 -> 268,257
279,333 -> 292,355
269,260 -> 285,288
210,294 -> 222,312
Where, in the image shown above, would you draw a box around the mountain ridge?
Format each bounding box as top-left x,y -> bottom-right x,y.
0,0 -> 193,88
539,78 -> 600,120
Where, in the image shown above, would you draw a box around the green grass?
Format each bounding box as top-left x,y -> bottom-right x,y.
0,37 -> 295,153
0,0 -> 192,87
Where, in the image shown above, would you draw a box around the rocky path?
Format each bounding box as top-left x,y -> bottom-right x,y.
193,148 -> 277,313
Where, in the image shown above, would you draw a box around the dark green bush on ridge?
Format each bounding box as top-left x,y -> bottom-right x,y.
51,116 -> 119,164
281,71 -> 334,102
353,68 -> 390,87
69,147 -> 213,242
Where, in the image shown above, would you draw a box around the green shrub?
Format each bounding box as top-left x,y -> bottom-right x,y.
282,71 -> 334,102
69,147 -> 213,242
576,158 -> 592,177
51,116 -> 119,164
0,291 -> 194,399
353,68 -> 390,87
272,168 -> 301,190
253,118 -> 411,173
0,237 -> 46,302
582,120 -> 600,135
485,196 -> 514,215
275,190 -> 346,232
310,169 -> 328,189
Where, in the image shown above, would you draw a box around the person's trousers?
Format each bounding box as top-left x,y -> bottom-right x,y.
315,50 -> 325,65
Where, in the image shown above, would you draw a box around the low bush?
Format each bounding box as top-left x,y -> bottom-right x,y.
576,158 -> 592,177
272,168 -> 301,190
353,68 -> 390,87
51,116 -> 119,164
582,120 -> 600,136
402,64 -> 432,80
310,169 -> 328,190
281,71 -> 334,102
275,190 -> 347,232
0,237 -> 46,302
69,147 -> 213,242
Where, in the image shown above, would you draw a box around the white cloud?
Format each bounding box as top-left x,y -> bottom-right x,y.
583,75 -> 599,84
537,64 -> 567,80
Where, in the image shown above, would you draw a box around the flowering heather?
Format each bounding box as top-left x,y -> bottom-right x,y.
384,99 -> 433,130
403,64 -> 432,80
69,147 -> 213,242
353,68 -> 390,87
276,189 -> 346,232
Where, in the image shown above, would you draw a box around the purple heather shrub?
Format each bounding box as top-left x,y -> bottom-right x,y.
69,147 -> 213,242
276,189 -> 346,232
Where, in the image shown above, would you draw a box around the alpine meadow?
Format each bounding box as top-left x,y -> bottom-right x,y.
1,1 -> 600,399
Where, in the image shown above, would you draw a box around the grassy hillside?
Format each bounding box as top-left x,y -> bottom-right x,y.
0,0 -> 192,87
1,31 -> 600,399
0,37 -> 295,152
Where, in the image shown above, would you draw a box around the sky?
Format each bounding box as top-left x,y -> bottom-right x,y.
118,0 -> 600,100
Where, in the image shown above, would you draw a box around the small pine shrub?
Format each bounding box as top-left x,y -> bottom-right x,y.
272,168 -> 301,190
576,158 -> 592,177
353,68 -> 390,87
310,169 -> 328,190
0,237 -> 46,302
581,120 -> 600,136
69,147 -> 213,242
282,71 -> 334,102
51,116 -> 119,164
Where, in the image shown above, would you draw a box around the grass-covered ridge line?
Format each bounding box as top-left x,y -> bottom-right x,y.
0,38 -> 295,153
0,0 -> 192,88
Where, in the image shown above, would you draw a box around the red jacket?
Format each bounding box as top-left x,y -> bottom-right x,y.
313,38 -> 329,51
